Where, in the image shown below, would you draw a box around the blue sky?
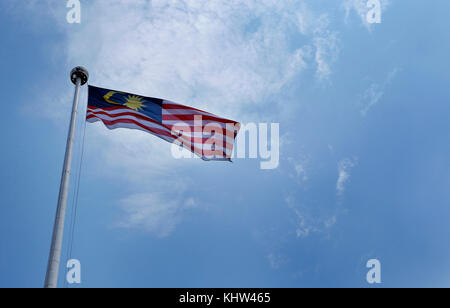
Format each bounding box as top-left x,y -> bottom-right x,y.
1,0 -> 449,288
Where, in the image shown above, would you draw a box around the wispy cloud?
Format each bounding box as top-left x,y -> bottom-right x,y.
22,0 -> 342,121
63,0 -> 314,119
336,157 -> 358,196
360,68 -> 399,116
313,16 -> 340,80
288,157 -> 309,184
267,253 -> 287,269
295,4 -> 340,80
117,193 -> 197,238
285,196 -> 337,239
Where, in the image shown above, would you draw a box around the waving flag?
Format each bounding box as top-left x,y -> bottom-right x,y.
87,86 -> 240,161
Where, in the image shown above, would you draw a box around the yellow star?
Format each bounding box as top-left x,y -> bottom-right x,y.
124,95 -> 145,111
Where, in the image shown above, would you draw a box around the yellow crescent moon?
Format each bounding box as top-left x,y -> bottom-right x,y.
103,91 -> 122,105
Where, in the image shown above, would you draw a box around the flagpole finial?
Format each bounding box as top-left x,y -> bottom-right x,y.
70,66 -> 89,85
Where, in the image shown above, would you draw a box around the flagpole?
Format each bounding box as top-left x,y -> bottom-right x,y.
44,66 -> 89,288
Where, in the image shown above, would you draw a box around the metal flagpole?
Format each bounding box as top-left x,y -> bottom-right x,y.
44,66 -> 89,288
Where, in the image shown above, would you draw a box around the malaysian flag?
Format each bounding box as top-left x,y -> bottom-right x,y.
87,86 -> 240,161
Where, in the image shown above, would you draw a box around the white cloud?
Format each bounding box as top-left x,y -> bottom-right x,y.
288,157 -> 309,183
285,196 -> 337,239
62,0 -> 313,119
293,208 -> 313,238
21,0 -> 343,234
37,0 -> 341,172
312,16 -> 340,80
344,0 -> 370,25
324,216 -> 337,229
360,68 -> 399,116
117,193 -> 197,238
336,157 -> 358,196
295,5 -> 339,80
267,253 -> 287,269
30,0 -> 342,121
285,196 -> 312,238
